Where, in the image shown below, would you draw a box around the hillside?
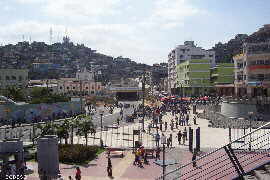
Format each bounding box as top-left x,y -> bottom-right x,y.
0,36 -> 151,82
211,24 -> 270,63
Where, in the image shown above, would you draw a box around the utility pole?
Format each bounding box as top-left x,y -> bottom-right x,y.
80,80 -> 83,114
142,71 -> 146,132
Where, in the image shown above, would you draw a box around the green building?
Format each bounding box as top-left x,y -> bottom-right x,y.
176,59 -> 212,96
211,63 -> 234,84
211,63 -> 235,96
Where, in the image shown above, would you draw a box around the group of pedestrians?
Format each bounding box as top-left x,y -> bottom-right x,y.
133,146 -> 149,168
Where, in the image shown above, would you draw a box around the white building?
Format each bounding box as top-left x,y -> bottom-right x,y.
168,41 -> 215,93
76,67 -> 94,81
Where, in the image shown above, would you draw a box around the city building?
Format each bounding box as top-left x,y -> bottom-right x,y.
176,59 -> 213,96
0,69 -> 29,89
211,63 -> 235,96
234,42 -> 270,97
57,68 -> 104,96
168,41 -> 215,94
32,63 -> 61,73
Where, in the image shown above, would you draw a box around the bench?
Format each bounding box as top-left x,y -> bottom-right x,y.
106,148 -> 125,158
144,148 -> 155,158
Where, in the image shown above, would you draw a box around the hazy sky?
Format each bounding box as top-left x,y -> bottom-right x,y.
0,0 -> 269,65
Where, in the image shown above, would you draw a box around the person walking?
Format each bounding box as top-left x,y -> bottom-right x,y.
117,117 -> 120,126
186,114 -> 189,126
155,147 -> 161,161
192,149 -> 198,168
177,130 -> 182,145
75,167 -> 81,180
155,133 -> 160,147
193,116 -> 197,125
183,127 -> 188,144
107,155 -> 113,177
169,133 -> 173,148
167,136 -> 170,148
160,122 -> 163,131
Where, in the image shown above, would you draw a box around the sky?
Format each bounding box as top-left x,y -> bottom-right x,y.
0,0 -> 269,65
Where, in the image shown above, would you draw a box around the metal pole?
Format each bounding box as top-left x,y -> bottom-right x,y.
142,71 -> 146,132
163,143 -> 166,180
80,80 -> 83,114
249,114 -> 252,151
100,113 -> 103,147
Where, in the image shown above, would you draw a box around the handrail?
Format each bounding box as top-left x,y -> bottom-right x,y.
156,120 -> 270,179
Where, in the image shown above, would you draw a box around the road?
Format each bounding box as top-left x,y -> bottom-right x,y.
0,101 -> 142,142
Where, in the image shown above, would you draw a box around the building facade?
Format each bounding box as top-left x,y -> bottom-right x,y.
176,59 -> 212,96
0,69 -> 29,89
168,41 -> 215,94
211,63 -> 234,96
234,42 -> 270,97
57,68 -> 104,96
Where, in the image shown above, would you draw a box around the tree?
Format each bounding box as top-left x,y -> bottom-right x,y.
76,116 -> 96,146
56,119 -> 70,144
37,122 -> 55,137
3,86 -> 25,102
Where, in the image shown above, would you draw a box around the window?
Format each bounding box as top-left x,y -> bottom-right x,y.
85,87 -> 88,89
73,87 -> 75,89
60,86 -> 62,89
92,86 -> 95,89
11,76 -> 16,80
258,60 -> 264,65
257,74 -> 264,80
0,76 -> 1,80
265,60 -> 270,65
6,76 -> 10,80
67,87 -> 70,90
19,76 -> 22,81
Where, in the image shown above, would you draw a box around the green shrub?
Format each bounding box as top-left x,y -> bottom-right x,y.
58,144 -> 102,164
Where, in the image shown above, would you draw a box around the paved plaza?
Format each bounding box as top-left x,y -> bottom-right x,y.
23,108 -> 233,180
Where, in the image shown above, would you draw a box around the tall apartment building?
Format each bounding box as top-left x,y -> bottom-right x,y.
0,69 -> 29,89
168,41 -> 215,94
234,42 -> 270,97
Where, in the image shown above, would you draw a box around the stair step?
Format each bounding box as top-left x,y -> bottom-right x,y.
243,174 -> 258,180
254,169 -> 270,180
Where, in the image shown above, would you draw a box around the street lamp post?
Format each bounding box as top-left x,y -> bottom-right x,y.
161,134 -> 167,180
248,112 -> 253,151
100,110 -> 104,147
142,71 -> 146,132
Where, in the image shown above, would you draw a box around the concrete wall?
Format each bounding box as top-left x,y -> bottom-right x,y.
221,102 -> 257,118
0,101 -> 82,123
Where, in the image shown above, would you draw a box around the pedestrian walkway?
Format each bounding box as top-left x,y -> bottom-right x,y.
26,150 -> 162,180
72,109 -> 229,149
25,106 -> 235,180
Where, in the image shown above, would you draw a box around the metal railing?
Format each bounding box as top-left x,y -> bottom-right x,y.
156,121 -> 270,180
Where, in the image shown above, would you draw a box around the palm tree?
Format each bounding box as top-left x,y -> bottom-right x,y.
56,119 -> 70,144
76,116 -> 96,146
